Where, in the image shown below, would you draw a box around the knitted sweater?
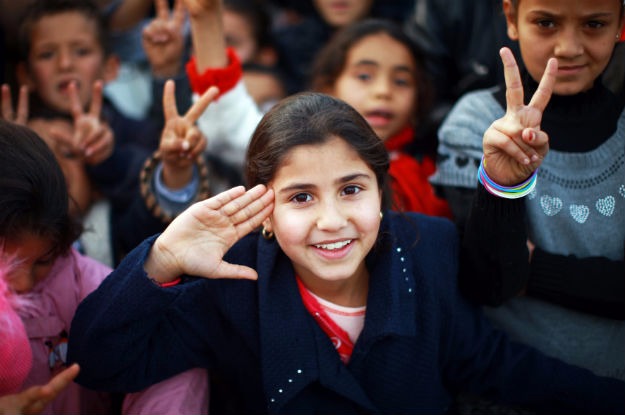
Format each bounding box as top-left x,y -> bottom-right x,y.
68,212 -> 624,414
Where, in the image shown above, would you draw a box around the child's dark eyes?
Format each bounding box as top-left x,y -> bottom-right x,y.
356,72 -> 372,82
586,20 -> 606,29
342,185 -> 362,196
536,19 -> 556,29
35,257 -> 55,266
291,193 -> 312,204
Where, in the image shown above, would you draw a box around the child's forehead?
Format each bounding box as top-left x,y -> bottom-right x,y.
31,10 -> 100,36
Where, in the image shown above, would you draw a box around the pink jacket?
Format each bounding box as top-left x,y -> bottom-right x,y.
17,248 -> 112,415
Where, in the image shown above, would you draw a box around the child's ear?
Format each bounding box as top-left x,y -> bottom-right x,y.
102,54 -> 120,84
15,62 -> 35,90
502,0 -> 519,40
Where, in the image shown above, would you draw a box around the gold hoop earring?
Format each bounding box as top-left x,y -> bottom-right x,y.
379,211 -> 384,220
261,227 -> 274,240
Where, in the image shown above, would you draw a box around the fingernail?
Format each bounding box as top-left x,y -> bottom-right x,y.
531,154 -> 539,162
523,158 -> 530,165
182,141 -> 190,151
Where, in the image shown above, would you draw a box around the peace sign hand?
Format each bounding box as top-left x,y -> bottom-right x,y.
482,47 -> 558,186
144,184 -> 275,283
143,0 -> 187,78
49,80 -> 114,165
1,84 -> 29,125
159,79 -> 218,188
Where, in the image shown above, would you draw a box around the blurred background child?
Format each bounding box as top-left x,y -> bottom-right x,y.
0,119 -> 112,414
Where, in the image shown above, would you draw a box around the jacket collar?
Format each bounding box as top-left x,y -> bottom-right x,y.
255,213 -> 417,412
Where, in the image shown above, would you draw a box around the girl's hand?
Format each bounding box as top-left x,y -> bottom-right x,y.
1,84 -> 29,125
142,0 -> 186,78
144,184 -> 275,282
0,364 -> 80,415
482,47 -> 558,185
49,81 -> 114,165
159,79 -> 218,188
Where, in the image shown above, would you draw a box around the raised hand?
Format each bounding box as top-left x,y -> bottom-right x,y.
144,184 -> 275,282
142,0 -> 187,78
482,47 -> 558,186
1,84 -> 29,125
158,79 -> 218,188
0,364 -> 80,415
49,81 -> 114,165
183,0 -> 220,18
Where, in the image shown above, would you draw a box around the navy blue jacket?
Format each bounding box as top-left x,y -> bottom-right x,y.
68,212 -> 624,414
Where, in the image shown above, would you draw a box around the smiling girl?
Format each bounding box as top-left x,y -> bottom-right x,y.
68,91 -> 623,414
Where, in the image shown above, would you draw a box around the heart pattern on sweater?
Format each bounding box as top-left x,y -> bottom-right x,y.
595,196 -> 615,216
540,195 -> 562,216
569,204 -> 590,223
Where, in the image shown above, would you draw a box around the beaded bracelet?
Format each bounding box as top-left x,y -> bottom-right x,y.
477,156 -> 537,199
140,151 -> 211,223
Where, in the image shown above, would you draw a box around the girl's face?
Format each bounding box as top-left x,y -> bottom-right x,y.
331,33 -> 417,141
313,0 -> 373,28
2,232 -> 56,294
264,136 -> 382,305
504,0 -> 624,95
19,12 -> 117,113
223,9 -> 258,64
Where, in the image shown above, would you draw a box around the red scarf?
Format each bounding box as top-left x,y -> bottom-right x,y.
296,277 -> 354,364
384,127 -> 453,218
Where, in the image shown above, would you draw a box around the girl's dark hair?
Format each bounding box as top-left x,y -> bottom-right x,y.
18,0 -> 111,62
246,92 -> 392,210
0,120 -> 82,257
310,18 -> 433,127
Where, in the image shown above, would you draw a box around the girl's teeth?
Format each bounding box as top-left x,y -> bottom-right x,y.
315,240 -> 351,250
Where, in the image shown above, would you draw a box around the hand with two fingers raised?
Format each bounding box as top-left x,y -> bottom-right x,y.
144,184 -> 275,283
482,47 -> 558,186
48,81 -> 114,165
142,0 -> 187,79
0,84 -> 29,126
158,79 -> 219,189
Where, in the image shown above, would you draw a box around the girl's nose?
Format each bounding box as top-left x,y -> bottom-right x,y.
372,76 -> 392,98
316,202 -> 348,231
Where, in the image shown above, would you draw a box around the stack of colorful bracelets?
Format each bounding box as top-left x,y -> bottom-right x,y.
477,156 -> 537,199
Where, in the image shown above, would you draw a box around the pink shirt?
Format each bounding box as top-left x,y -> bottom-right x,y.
17,248 -> 112,415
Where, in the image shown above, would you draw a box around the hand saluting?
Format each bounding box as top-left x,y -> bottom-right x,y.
482,47 -> 558,186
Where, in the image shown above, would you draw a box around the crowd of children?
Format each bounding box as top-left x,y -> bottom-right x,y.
1,0 -> 623,414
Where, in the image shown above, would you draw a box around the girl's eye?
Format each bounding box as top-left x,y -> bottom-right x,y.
291,193 -> 312,204
356,72 -> 372,82
342,185 -> 362,196
35,257 -> 55,266
394,77 -> 411,87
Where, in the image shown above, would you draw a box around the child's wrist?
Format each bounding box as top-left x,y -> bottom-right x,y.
477,156 -> 537,199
